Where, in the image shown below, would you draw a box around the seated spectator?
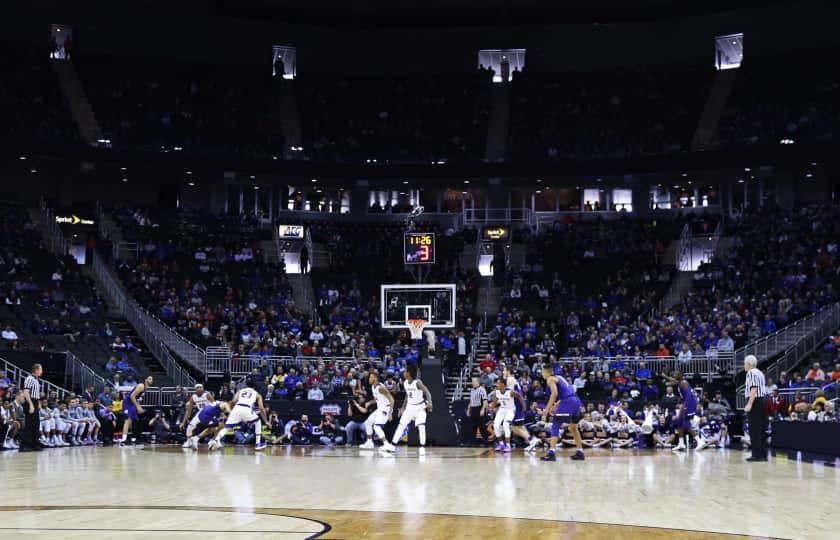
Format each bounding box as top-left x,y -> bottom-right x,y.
307,384 -> 324,401
1,325 -> 18,343
805,362 -> 825,382
111,336 -> 127,351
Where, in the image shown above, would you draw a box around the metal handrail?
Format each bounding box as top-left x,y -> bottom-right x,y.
91,250 -> 206,372
773,384 -> 837,408
734,303 -> 840,364
39,199 -> 69,256
452,327 -> 482,401
479,352 -> 735,381
205,346 -> 375,376
63,351 -> 109,392
463,208 -> 534,227
735,304 -> 840,409
1,357 -> 73,401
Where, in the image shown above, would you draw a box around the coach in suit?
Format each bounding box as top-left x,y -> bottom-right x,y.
743,355 -> 768,462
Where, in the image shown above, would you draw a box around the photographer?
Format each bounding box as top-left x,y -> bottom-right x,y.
318,413 -> 345,446
148,410 -> 172,443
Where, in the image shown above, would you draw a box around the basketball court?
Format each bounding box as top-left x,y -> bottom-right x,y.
2,445 -> 836,539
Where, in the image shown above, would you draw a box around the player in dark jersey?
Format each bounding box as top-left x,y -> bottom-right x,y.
671,378 -> 698,451
121,376 -> 152,446
539,364 -> 584,461
184,401 -> 231,450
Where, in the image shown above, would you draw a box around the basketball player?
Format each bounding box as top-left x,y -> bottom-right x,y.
122,375 -> 153,446
182,388 -> 214,448
360,371 -> 394,449
490,378 -> 516,452
209,379 -> 269,451
540,364 -> 584,461
503,368 -> 541,452
381,364 -> 432,454
181,384 -> 209,433
184,401 -> 231,450
671,378 -> 698,452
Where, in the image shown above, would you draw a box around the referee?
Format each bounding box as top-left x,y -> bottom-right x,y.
21,363 -> 44,452
465,377 -> 489,445
743,355 -> 768,462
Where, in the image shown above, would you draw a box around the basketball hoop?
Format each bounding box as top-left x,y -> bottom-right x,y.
407,319 -> 428,340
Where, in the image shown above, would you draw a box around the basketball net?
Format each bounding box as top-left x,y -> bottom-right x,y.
407,319 -> 428,340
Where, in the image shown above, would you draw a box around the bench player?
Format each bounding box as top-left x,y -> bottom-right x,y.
209,379 -> 268,451
381,364 -> 432,454
360,371 -> 394,449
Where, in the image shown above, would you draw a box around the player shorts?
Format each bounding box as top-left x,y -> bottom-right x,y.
225,404 -> 259,427
366,407 -> 391,427
512,415 -> 526,426
124,403 -> 140,422
495,408 -> 514,424
398,404 -> 427,427
679,412 -> 696,430
551,396 -> 582,437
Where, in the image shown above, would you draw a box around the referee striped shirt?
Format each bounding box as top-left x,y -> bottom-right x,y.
745,368 -> 767,398
469,386 -> 487,407
23,374 -> 42,400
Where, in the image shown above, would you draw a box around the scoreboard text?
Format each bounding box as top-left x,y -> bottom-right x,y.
404,232 -> 435,264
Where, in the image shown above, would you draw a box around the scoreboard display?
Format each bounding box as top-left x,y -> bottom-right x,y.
404,232 -> 435,264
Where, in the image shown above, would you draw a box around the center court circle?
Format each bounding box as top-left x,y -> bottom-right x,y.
0,508 -> 329,538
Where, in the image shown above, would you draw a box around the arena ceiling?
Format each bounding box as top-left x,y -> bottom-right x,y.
210,0 -> 793,26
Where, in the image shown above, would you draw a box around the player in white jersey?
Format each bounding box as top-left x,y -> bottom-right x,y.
381,364 -> 432,454
489,378 -> 521,453
182,388 -> 214,448
209,378 -> 269,451
180,384 -> 209,433
360,371 -> 395,449
502,368 -> 541,453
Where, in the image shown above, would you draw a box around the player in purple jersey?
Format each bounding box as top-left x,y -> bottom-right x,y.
184,401 -> 231,450
121,375 -> 152,446
539,365 -> 584,461
671,378 -> 698,452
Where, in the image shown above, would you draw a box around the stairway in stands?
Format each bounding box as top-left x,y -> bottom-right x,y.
484,83 -> 512,162
690,68 -> 737,151
109,318 -> 174,386
287,273 -> 316,319
444,331 -> 491,402
50,60 -> 103,145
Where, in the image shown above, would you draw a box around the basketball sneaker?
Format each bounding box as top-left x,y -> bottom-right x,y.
380,442 -> 396,453
254,441 -> 267,451
359,440 -> 375,450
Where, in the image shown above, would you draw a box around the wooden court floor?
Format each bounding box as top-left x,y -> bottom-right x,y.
1,445 -> 836,539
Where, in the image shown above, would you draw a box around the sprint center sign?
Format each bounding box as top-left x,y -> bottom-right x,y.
55,214 -> 95,226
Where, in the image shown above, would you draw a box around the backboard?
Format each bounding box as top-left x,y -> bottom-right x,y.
380,284 -> 456,329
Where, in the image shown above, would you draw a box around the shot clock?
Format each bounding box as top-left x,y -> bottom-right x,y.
404,232 -> 435,264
